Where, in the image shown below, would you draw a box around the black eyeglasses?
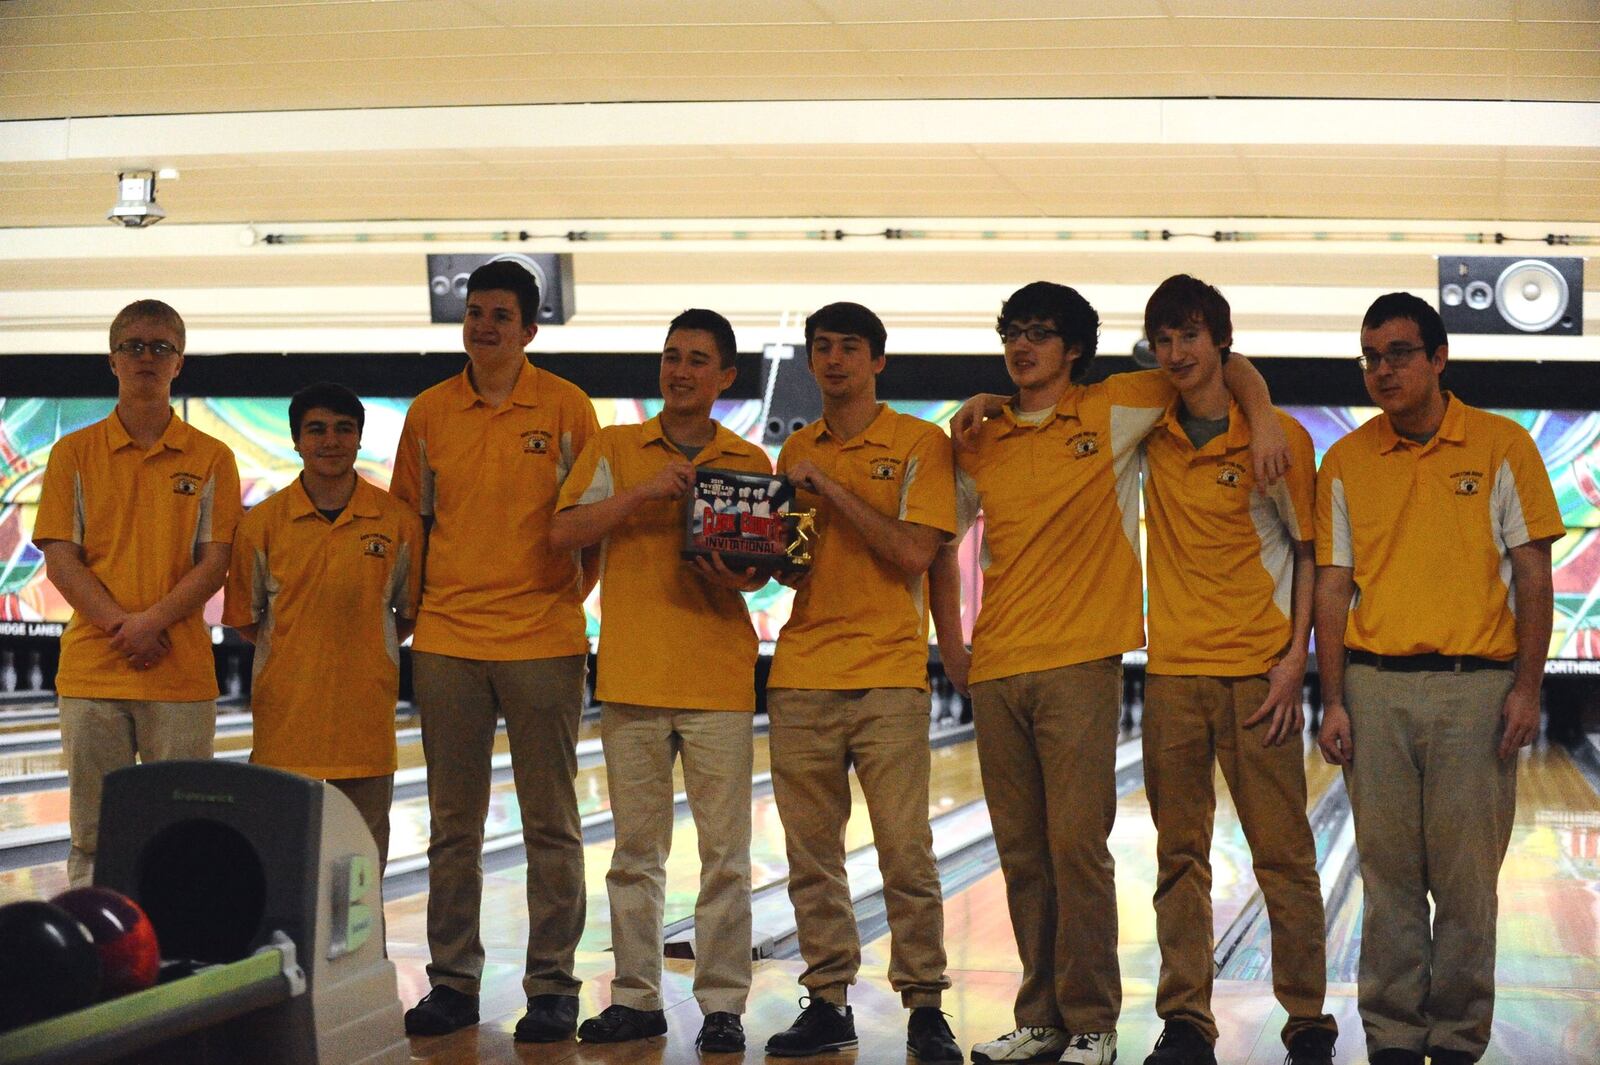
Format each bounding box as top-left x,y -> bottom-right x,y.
998,325 -> 1061,345
1356,344 -> 1427,374
114,339 -> 179,357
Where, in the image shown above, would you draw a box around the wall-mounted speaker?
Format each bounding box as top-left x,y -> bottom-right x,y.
1438,256 -> 1582,336
426,252 -> 575,325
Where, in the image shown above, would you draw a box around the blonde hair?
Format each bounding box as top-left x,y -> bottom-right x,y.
110,300 -> 186,352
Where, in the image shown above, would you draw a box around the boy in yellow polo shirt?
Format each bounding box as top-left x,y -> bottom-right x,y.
391,261 -> 600,1042
1315,293 -> 1561,1065
223,382 -> 421,874
1137,276 -> 1335,1065
761,302 -> 962,1063
551,309 -> 768,1056
33,299 -> 242,886
934,281 -> 1285,1065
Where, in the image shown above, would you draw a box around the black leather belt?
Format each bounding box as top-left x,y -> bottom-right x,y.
1347,650 -> 1512,673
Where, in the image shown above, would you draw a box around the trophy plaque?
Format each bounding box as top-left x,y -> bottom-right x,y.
682,467 -> 816,572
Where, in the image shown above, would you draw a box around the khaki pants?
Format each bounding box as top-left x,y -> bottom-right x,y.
327,773 -> 395,876
601,704 -> 753,1016
1345,663 -> 1517,1059
413,651 -> 586,998
59,698 -> 217,886
767,687 -> 949,1007
1143,674 -> 1335,1047
969,657 -> 1121,1033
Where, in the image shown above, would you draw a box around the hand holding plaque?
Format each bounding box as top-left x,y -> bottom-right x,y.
682,467 -> 817,573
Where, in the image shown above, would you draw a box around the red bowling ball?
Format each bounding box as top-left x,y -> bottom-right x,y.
50,886 -> 161,998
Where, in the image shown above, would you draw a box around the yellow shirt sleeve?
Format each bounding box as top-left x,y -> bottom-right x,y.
393,505 -> 424,619
31,437 -> 80,545
558,391 -> 602,491
221,511 -> 260,628
205,446 -> 244,545
954,465 -> 981,540
1315,446 -> 1350,568
899,424 -> 958,535
1104,369 -> 1177,458
1496,428 -> 1565,548
391,404 -> 425,514
556,430 -> 613,512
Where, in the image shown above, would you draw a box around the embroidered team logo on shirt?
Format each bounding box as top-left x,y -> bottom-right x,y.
1067,431 -> 1100,459
1217,462 -> 1245,489
170,473 -> 201,496
521,429 -> 552,455
1453,470 -> 1483,496
361,534 -> 391,559
869,457 -> 901,480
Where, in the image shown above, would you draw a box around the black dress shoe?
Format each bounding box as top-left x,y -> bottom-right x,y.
577,1003 -> 668,1043
514,993 -> 579,1043
1369,1049 -> 1425,1065
765,997 -> 857,1057
404,986 -> 479,1036
1426,1048 -> 1477,1065
906,1007 -> 961,1062
1285,1027 -> 1336,1065
697,1011 -> 746,1053
1144,1019 -> 1216,1065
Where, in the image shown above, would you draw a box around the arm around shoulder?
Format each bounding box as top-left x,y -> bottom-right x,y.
1222,355 -> 1289,486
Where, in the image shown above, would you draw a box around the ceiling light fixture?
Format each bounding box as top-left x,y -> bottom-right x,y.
107,171 -> 166,228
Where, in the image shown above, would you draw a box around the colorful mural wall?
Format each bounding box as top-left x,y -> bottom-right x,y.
2,395 -> 1597,659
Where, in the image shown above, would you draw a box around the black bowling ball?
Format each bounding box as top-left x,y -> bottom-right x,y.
0,899 -> 103,1031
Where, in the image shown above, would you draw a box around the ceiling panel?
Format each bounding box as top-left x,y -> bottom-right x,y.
143,0 -> 493,37
1167,0 -> 1515,16
1516,0 -> 1600,19
4,1 -> 1597,121
4,138 -> 1598,228
2,2 -> 1597,358
461,0 -> 833,25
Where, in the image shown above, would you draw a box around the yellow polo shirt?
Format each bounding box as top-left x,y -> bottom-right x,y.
1143,401 -> 1316,676
1316,394 -> 1563,659
222,476 -> 422,779
33,411 -> 242,701
768,405 -> 956,691
391,361 -> 598,660
955,370 -> 1174,684
557,416 -> 771,711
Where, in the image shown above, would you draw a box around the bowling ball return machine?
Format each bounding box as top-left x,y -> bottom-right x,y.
0,761 -> 408,1065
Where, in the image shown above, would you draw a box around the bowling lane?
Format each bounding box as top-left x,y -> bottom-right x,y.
386,732 -> 986,1046
1319,742 -> 1600,986
0,713 -> 610,901
384,729 -> 985,1042
384,719 -> 776,874
862,738 -> 1340,978
0,713 -> 603,838
0,730 -> 257,781
0,708 -> 596,786
909,740 -> 1600,1065
580,734 -> 988,946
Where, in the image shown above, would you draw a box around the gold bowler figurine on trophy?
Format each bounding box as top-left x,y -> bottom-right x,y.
682,468 -> 817,573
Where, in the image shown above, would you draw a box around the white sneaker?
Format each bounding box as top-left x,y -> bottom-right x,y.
971,1026 -> 1069,1063
1058,1030 -> 1117,1064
